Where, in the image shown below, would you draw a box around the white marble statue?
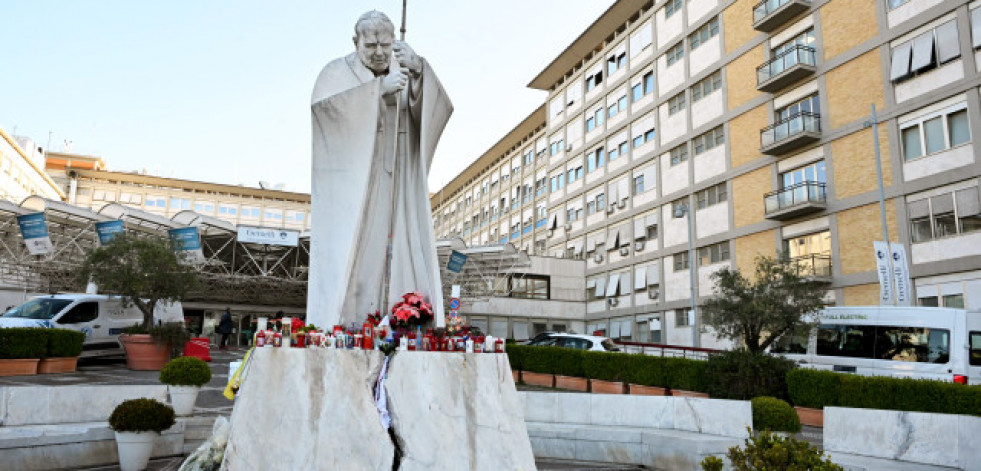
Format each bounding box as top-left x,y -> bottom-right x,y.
307,10 -> 452,330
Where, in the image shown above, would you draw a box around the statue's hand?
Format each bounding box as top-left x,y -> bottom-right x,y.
394,41 -> 422,77
382,66 -> 409,96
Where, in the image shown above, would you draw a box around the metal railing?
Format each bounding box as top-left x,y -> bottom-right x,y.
790,253 -> 832,278
614,341 -> 723,361
761,111 -> 821,148
754,0 -> 809,22
757,45 -> 816,84
764,181 -> 826,214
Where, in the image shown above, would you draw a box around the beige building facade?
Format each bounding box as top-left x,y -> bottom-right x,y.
432,0 -> 981,346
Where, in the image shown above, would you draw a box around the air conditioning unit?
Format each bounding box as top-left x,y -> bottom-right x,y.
618,199 -> 627,209
608,297 -> 619,307
594,253 -> 604,263
619,247 -> 630,256
563,223 -> 572,231
606,205 -> 615,214
648,289 -> 660,300
634,240 -> 645,251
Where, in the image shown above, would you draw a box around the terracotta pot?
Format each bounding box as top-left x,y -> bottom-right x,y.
590,379 -> 626,394
628,384 -> 669,396
555,375 -> 589,392
670,389 -> 709,398
0,358 -> 39,376
37,357 -> 78,374
794,406 -> 824,427
512,370 -> 521,383
120,334 -> 170,371
521,371 -> 554,388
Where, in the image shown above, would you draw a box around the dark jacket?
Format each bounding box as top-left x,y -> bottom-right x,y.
218,312 -> 233,334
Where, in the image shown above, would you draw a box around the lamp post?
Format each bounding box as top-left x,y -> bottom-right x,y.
673,203 -> 699,348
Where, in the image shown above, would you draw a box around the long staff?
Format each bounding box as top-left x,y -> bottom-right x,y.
379,0 -> 409,317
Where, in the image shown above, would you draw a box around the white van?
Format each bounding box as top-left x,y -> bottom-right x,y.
773,306 -> 981,384
0,294 -> 184,357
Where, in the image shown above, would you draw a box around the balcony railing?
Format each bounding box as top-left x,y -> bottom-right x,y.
757,46 -> 817,92
760,112 -> 821,155
791,253 -> 832,279
753,0 -> 811,32
764,181 -> 826,220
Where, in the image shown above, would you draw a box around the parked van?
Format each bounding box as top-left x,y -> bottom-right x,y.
0,294 -> 184,357
773,306 -> 981,384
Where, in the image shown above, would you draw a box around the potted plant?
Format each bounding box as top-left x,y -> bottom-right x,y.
38,329 -> 84,374
77,234 -> 198,371
0,327 -> 46,376
108,398 -> 176,471
160,356 -> 212,416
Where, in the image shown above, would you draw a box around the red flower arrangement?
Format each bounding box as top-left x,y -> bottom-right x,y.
391,292 -> 433,327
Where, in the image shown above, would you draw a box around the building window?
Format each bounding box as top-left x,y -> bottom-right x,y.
670,144 -> 689,166
608,139 -> 628,161
688,17 -> 719,50
549,138 -> 565,156
666,42 -> 685,67
784,230 -> 832,277
908,187 -> 981,242
633,127 -> 656,148
587,148 -> 606,173
691,71 -> 722,102
900,103 -> 970,161
632,71 -> 655,102
607,50 -> 627,76
890,20 -> 960,82
693,126 -> 725,155
170,197 -> 191,210
777,94 -> 820,122
673,251 -> 690,271
675,308 -> 690,327
585,69 -> 604,92
523,150 -> 534,165
781,161 -> 826,188
567,165 -> 584,184
633,175 -> 645,195
695,182 -> 727,209
668,92 -> 687,115
665,0 -> 683,18
608,95 -> 628,119
698,241 -> 730,265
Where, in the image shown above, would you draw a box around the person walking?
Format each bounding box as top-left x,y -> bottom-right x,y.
218,308 -> 234,350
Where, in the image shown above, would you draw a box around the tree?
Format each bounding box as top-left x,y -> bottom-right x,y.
701,254 -> 829,353
77,233 -> 198,331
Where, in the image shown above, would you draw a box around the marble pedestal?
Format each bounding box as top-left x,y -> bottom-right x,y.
220,348 -> 535,471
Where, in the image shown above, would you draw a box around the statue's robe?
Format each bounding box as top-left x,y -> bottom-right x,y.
307,52 -> 452,329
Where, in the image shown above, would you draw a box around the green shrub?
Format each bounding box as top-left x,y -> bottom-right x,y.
160,356 -> 212,386
0,328 -> 48,359
624,354 -> 667,387
707,429 -> 842,471
704,350 -> 796,400
786,369 -> 841,408
582,351 -> 630,382
149,322 -> 191,359
46,329 -> 84,358
664,357 -> 708,392
108,398 -> 176,433
752,396 -> 801,433
549,348 -> 585,377
506,344 -> 528,371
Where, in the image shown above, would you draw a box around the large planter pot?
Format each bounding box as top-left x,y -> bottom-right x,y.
628,384 -> 669,396
555,375 -> 589,392
590,379 -> 626,394
794,406 -> 824,427
120,334 -> 170,371
38,357 -> 78,374
512,370 -> 521,383
115,431 -> 157,471
670,389 -> 709,398
0,358 -> 39,376
168,385 -> 201,416
521,371 -> 554,388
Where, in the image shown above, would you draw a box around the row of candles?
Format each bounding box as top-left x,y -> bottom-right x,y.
252,318 -> 505,353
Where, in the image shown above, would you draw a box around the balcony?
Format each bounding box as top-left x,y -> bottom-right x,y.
760,112 -> 821,155
791,253 -> 832,281
753,0 -> 810,32
757,46 -> 817,93
764,182 -> 826,220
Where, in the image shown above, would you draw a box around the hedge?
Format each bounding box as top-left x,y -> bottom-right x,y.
0,328 -> 48,359
787,368 -> 981,416
46,329 -> 85,358
703,350 -> 796,400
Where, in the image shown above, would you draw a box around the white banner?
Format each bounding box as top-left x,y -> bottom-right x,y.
889,243 -> 912,306
237,226 -> 300,246
873,241 -> 893,305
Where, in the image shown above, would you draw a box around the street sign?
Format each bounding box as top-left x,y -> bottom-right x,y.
447,250 -> 467,273
448,297 -> 461,310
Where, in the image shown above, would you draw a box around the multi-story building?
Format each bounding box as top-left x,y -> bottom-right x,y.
432,0 -> 981,347
0,127 -> 64,202
45,152 -> 311,231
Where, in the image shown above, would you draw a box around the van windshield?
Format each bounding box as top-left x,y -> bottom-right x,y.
2,298 -> 73,320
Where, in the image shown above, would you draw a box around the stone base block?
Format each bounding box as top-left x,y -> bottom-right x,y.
0,385 -> 168,426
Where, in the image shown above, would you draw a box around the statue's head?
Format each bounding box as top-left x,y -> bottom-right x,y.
353,10 -> 396,75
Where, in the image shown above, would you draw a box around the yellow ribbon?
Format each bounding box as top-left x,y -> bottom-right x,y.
223,347 -> 255,400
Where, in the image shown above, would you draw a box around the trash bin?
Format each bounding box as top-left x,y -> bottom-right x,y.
183,337 -> 212,362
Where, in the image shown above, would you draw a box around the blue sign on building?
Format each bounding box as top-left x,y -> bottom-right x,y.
17,212 -> 52,255
446,250 -> 467,273
168,227 -> 202,251
95,220 -> 125,245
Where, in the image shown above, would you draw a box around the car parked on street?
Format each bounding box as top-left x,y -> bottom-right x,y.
527,333 -> 620,352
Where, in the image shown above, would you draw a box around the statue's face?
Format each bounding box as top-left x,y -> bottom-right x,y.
355,26 -> 394,74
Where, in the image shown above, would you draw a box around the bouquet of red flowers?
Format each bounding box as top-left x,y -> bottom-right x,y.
391,292 -> 433,327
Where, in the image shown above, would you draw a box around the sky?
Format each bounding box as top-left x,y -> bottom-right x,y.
0,1 -> 614,194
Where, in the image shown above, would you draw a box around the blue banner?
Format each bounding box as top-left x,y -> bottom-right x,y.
168,227 -> 202,251
446,250 -> 467,273
17,212 -> 52,255
95,220 -> 125,245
